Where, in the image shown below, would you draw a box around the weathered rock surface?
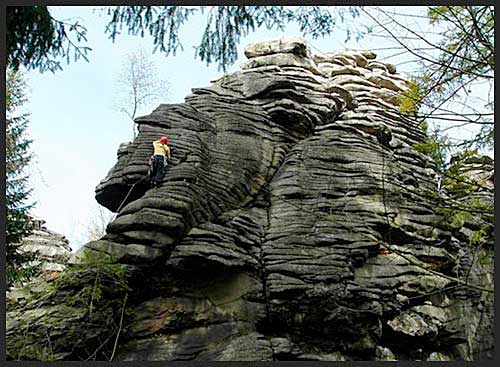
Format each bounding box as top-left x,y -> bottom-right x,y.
17,218 -> 72,274
6,217 -> 73,306
6,38 -> 494,361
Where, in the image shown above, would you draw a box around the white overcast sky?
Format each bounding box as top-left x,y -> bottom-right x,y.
20,6 -> 491,251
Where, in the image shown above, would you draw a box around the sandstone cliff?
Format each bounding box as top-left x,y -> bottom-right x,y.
6,218 -> 72,303
20,218 -> 72,273
6,38 -> 494,361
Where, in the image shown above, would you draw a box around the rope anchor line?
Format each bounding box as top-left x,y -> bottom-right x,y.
111,175 -> 149,221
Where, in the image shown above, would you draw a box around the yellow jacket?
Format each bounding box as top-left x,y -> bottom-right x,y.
153,140 -> 171,160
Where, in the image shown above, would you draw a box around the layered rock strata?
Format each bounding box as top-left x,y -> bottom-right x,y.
6,218 -> 72,305
6,38 -> 494,361
19,218 -> 72,273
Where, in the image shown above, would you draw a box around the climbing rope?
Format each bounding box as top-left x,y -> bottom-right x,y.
110,153 -> 174,222
111,175 -> 149,221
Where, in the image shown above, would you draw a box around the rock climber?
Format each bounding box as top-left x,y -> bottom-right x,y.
149,136 -> 171,187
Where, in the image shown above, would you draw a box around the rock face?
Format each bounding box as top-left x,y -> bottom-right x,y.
6,218 -> 72,305
16,218 -> 72,274
6,38 -> 494,361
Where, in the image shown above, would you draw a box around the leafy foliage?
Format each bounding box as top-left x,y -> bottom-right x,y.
365,6 -> 494,151
7,6 -> 91,73
398,79 -> 422,115
6,69 -> 39,287
7,248 -> 130,361
55,248 -> 129,314
441,150 -> 478,197
422,6 -> 494,150
104,6 -> 359,72
413,121 -> 450,174
426,6 -> 493,78
436,150 -> 494,250
8,6 -> 361,73
196,6 -> 275,71
412,119 -> 493,252
105,6 -> 196,58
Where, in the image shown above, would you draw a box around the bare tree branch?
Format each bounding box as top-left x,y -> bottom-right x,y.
114,48 -> 170,139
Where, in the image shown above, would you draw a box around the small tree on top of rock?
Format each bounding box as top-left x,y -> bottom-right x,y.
113,48 -> 170,139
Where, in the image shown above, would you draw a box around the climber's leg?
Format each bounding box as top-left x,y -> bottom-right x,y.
153,156 -> 165,186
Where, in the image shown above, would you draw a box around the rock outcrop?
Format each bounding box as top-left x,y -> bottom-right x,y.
6,218 -> 72,305
6,38 -> 494,361
20,218 -> 72,274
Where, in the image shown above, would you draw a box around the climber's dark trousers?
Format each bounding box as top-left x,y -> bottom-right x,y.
151,155 -> 167,185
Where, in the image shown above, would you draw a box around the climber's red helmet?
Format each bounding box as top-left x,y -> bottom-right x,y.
160,136 -> 168,144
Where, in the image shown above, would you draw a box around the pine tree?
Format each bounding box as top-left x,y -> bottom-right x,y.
7,6 -> 360,73
6,69 -> 38,287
